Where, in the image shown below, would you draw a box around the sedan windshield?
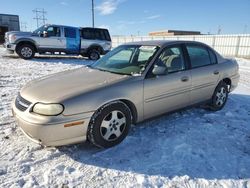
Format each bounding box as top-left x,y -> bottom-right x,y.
91,45 -> 159,75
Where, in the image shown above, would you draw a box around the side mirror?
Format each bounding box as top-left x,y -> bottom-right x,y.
43,31 -> 48,37
152,65 -> 167,76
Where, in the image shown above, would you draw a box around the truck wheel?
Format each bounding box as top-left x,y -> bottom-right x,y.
88,49 -> 100,60
209,81 -> 228,111
87,101 -> 132,148
17,44 -> 35,59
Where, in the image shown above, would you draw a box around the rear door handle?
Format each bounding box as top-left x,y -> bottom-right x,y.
214,70 -> 219,75
181,76 -> 189,82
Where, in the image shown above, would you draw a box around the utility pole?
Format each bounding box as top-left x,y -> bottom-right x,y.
92,0 -> 95,27
33,8 -> 47,28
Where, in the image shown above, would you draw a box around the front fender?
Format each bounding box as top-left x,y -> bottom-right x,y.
15,38 -> 38,48
62,77 -> 144,122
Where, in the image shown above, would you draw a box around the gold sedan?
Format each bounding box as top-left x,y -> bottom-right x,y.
12,40 -> 240,148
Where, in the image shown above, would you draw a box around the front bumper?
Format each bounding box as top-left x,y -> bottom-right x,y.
4,42 -> 16,51
12,101 -> 93,147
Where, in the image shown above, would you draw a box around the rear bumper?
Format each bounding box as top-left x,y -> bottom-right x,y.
102,50 -> 110,55
80,49 -> 110,56
12,101 -> 92,147
230,73 -> 240,92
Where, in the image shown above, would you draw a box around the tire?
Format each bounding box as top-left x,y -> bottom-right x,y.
88,49 -> 100,60
209,81 -> 228,111
16,44 -> 35,59
87,101 -> 132,148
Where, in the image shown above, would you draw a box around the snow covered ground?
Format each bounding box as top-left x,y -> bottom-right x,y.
0,47 -> 250,188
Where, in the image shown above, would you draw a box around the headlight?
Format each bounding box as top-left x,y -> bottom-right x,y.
9,35 -> 16,42
32,103 -> 64,116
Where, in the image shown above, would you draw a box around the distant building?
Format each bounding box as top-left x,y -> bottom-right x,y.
149,30 -> 201,36
0,13 -> 20,44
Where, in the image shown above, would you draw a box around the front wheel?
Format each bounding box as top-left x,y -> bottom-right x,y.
16,44 -> 35,59
209,82 -> 228,111
87,101 -> 132,148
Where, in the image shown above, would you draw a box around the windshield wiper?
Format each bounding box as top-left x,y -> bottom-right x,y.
97,67 -> 131,75
106,70 -> 131,76
94,67 -> 109,73
90,66 -> 131,76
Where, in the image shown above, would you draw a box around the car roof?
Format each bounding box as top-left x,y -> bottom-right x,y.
123,40 -> 207,47
80,27 -> 109,31
44,24 -> 79,29
44,24 -> 109,31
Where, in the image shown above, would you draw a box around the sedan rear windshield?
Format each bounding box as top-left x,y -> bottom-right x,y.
91,45 -> 159,75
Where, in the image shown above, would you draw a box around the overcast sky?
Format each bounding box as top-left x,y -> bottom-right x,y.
1,0 -> 250,35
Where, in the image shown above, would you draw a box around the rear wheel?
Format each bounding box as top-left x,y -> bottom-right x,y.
88,49 -> 100,60
16,44 -> 35,59
87,101 -> 132,148
209,82 -> 228,111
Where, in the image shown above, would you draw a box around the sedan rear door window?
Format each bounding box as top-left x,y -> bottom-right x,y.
186,45 -> 211,68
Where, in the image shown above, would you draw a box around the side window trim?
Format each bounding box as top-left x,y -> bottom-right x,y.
181,43 -> 191,70
59,27 -> 62,37
207,48 -> 218,64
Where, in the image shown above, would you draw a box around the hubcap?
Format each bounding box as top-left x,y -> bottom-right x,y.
100,110 -> 126,141
21,47 -> 32,58
90,52 -> 98,60
215,87 -> 227,106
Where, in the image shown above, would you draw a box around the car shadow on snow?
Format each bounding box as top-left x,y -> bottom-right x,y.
31,56 -> 94,66
59,94 -> 250,180
2,53 -> 94,66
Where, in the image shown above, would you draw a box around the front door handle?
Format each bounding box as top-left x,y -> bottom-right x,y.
181,76 -> 189,82
214,70 -> 219,75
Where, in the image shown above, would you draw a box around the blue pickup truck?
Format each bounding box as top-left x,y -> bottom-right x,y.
4,24 -> 112,60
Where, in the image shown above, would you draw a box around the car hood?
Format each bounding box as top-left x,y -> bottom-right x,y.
20,67 -> 129,103
6,31 -> 33,37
